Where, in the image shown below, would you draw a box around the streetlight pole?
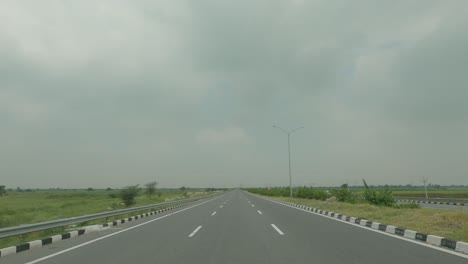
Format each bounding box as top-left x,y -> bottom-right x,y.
273,125 -> 304,198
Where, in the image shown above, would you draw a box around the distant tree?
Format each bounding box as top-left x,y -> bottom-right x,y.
119,185 -> 140,207
16,187 -> 23,192
144,181 -> 158,198
87,187 -> 94,191
180,186 -> 187,191
106,187 -> 113,191
0,185 -> 6,197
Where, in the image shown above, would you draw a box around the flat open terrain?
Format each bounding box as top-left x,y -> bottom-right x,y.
1,190 -> 466,264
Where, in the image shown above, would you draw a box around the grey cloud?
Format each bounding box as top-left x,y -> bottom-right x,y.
1,1 -> 467,188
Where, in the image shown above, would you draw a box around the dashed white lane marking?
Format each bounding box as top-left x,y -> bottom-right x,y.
211,211 -> 217,216
220,205 -> 223,208
257,210 -> 263,215
188,226 -> 202,238
251,204 -> 255,207
271,224 -> 284,235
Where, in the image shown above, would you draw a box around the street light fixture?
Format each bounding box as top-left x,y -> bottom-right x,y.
273,125 -> 304,198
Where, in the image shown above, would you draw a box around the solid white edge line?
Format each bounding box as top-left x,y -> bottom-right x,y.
257,210 -> 263,215
188,226 -> 202,238
271,224 -> 284,235
24,195 -> 224,264
211,211 -> 216,216
249,193 -> 468,259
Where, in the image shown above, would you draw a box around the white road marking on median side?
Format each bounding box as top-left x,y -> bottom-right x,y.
271,224 -> 284,235
211,211 -> 216,216
257,210 -> 262,215
188,226 -> 202,238
24,196 -> 224,264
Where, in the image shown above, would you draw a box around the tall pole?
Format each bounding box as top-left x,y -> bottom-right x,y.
422,177 -> 429,199
288,134 -> 292,197
273,125 -> 304,198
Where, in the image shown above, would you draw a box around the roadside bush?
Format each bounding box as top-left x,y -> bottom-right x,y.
144,181 -> 158,198
331,188 -> 357,203
362,179 -> 395,206
119,185 -> 140,207
296,187 -> 330,201
0,185 -> 6,197
247,187 -> 289,197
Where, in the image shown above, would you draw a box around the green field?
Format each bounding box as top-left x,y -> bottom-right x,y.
270,196 -> 468,242
0,189 -> 212,248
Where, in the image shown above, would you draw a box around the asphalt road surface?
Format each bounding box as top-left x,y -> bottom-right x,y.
2,190 -> 467,264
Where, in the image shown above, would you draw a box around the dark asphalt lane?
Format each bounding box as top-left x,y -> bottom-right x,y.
243,192 -> 467,264
2,190 -> 467,264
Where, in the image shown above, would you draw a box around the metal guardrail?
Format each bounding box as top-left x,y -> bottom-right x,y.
0,195 -> 213,239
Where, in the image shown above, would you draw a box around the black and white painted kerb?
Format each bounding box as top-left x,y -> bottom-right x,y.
397,200 -> 465,206
268,200 -> 468,255
0,203 -> 188,258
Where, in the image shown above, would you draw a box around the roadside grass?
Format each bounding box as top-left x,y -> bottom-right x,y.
270,196 -> 468,242
0,189 -> 211,249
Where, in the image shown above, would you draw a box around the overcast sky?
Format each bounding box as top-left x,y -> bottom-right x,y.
1,1 -> 468,189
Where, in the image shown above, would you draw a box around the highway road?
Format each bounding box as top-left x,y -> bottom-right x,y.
2,190 -> 467,264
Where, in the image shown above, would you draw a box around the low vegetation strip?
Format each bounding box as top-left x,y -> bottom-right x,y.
267,196 -> 468,243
